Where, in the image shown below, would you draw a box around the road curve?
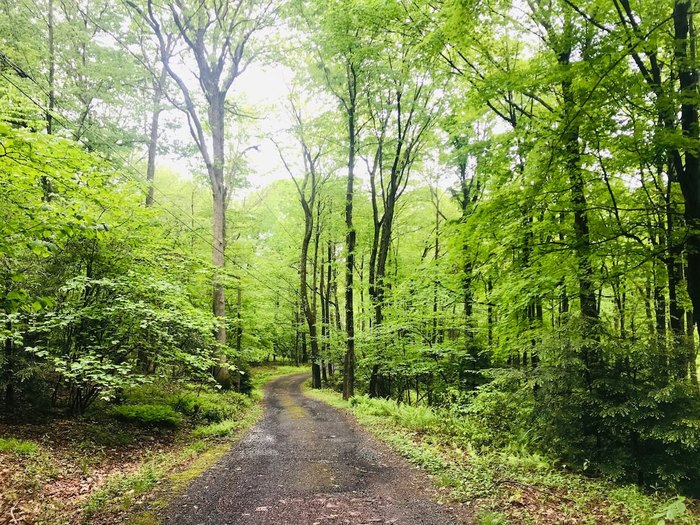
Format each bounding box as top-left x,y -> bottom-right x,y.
164,373 -> 464,525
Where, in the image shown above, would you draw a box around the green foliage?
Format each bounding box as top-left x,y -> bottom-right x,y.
350,395 -> 440,431
110,404 -> 183,428
171,390 -> 250,423
476,511 -> 508,525
120,382 -> 251,424
0,437 -> 40,456
652,497 -> 691,525
452,370 -> 534,450
192,419 -> 240,438
84,463 -> 159,518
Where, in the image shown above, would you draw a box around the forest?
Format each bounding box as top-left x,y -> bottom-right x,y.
2,0 -> 700,523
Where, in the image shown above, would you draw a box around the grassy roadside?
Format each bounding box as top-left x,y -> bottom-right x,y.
0,364 -> 307,525
96,364 -> 308,525
305,387 -> 699,525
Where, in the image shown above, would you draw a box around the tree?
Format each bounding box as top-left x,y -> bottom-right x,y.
128,0 -> 275,388
276,99 -> 331,388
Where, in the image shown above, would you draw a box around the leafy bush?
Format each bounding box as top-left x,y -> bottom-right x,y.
110,404 -> 182,428
238,363 -> 253,395
457,369 -> 533,449
171,390 -> 249,423
119,382 -> 250,426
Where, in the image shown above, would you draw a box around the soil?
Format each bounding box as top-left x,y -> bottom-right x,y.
163,374 -> 466,525
0,417 -> 178,524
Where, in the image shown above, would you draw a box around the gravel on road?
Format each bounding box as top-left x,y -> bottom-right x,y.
163,374 -> 465,525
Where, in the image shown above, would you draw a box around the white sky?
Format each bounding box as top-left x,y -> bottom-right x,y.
149,21 -> 460,199
159,61 -> 298,192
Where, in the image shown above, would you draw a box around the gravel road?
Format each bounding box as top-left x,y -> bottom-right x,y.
163,373 -> 465,525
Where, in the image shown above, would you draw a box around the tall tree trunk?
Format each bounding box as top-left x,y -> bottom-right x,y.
487,278 -> 494,347
560,46 -> 599,346
211,167 -> 230,388
302,332 -> 308,364
3,318 -> 14,412
674,1 -> 700,357
320,242 -> 327,351
343,68 -> 357,400
145,69 -> 166,207
300,198 -> 321,388
130,0 -> 270,389
46,0 -> 55,135
359,254 -> 365,332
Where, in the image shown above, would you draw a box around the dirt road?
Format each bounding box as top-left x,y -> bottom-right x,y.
164,374 -> 464,525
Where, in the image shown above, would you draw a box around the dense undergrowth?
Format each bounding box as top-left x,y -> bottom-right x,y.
307,387 -> 700,525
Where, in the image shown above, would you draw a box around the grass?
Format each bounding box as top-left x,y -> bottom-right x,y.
110,404 -> 183,428
84,463 -> 160,519
0,436 -> 40,456
306,387 -> 700,524
83,437 -> 231,522
0,437 -> 58,514
191,418 -> 240,438
476,511 -> 509,525
121,442 -> 231,525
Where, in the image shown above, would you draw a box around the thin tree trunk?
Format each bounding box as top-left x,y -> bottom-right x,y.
46,0 -> 55,135
343,67 -> 357,400
299,197 -> 321,388
145,68 -> 166,207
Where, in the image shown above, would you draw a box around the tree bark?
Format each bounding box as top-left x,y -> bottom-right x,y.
46,0 -> 55,135
145,68 -> 166,207
343,66 -> 357,400
674,0 -> 700,350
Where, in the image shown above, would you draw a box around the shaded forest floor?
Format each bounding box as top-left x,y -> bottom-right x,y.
306,388 -> 700,524
0,365 -> 305,525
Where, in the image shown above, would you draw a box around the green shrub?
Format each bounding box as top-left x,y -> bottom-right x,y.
118,384 -> 171,406
238,364 -> 253,395
0,437 -> 40,456
118,383 -> 250,425
350,396 -> 440,431
171,390 -> 249,422
110,404 -> 182,428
